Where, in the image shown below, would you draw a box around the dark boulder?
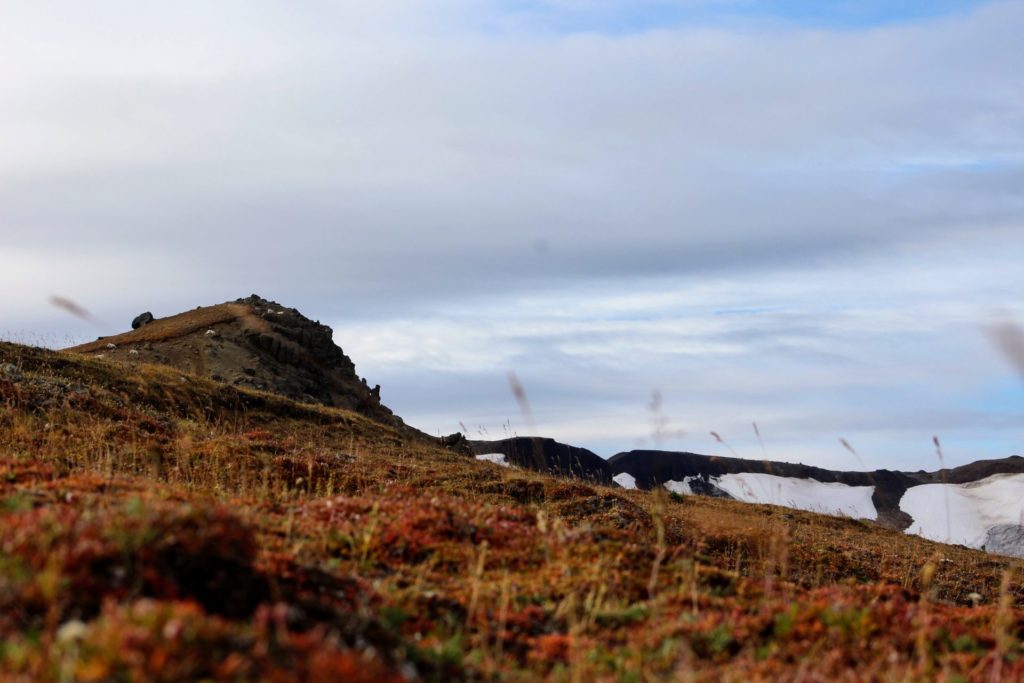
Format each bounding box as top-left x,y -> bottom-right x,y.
440,432 -> 472,456
132,312 -> 155,329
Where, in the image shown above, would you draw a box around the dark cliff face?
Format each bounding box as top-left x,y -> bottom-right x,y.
469,437 -> 613,484
228,295 -> 396,424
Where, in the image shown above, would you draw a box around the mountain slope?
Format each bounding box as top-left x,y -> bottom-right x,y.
2,340 -> 1023,680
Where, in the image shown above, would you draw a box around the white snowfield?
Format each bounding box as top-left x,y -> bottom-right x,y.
648,469 -> 1024,557
899,473 -> 1024,556
666,473 -> 878,520
475,453 -> 511,467
714,473 -> 878,519
613,472 -> 637,490
663,476 -> 702,496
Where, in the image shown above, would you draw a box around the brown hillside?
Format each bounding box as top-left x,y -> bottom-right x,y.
1,341 -> 1023,681
67,295 -> 403,429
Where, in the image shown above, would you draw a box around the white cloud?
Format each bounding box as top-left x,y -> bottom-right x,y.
335,235 -> 1024,468
1,1 -> 1021,469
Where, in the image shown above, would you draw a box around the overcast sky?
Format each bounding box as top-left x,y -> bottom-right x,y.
2,1 -> 1023,470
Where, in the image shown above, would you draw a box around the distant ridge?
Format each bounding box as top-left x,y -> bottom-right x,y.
473,435 -> 1024,556
468,436 -> 613,484
608,449 -> 918,529
609,450 -> 1024,529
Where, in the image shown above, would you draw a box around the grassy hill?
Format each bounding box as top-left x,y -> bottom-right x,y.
1,341 -> 1022,681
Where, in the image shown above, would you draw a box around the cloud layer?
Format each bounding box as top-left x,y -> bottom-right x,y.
2,1 -> 1022,468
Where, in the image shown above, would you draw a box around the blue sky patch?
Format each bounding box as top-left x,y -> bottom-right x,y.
497,0 -> 993,34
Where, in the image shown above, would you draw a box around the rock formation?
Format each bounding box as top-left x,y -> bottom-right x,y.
68,295 -> 400,427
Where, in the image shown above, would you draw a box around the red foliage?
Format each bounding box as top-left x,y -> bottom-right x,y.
305,492 -> 538,565
528,633 -> 575,664
0,501 -> 267,631
0,457 -> 55,488
62,599 -> 406,683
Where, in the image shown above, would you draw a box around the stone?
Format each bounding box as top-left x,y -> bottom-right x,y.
132,312 -> 154,329
0,363 -> 21,381
440,432 -> 467,448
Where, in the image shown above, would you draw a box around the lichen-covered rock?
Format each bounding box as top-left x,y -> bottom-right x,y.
0,362 -> 20,381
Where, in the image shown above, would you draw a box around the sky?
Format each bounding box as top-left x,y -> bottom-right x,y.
2,0 -> 1023,470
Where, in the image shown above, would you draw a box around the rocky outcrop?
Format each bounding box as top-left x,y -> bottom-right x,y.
469,436 -> 612,484
67,295 -> 399,427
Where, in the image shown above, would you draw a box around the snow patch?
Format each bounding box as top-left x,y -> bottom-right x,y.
899,473 -> 1024,554
613,472 -> 637,490
714,473 -> 877,520
664,477 -> 702,496
476,453 -> 511,468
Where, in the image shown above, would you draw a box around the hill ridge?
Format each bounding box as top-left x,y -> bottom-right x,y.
473,437 -> 1024,553
67,294 -> 402,428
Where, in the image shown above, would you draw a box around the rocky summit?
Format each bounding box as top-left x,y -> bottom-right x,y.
67,295 -> 400,427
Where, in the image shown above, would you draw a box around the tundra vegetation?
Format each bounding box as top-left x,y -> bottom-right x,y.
0,340 -> 1022,681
